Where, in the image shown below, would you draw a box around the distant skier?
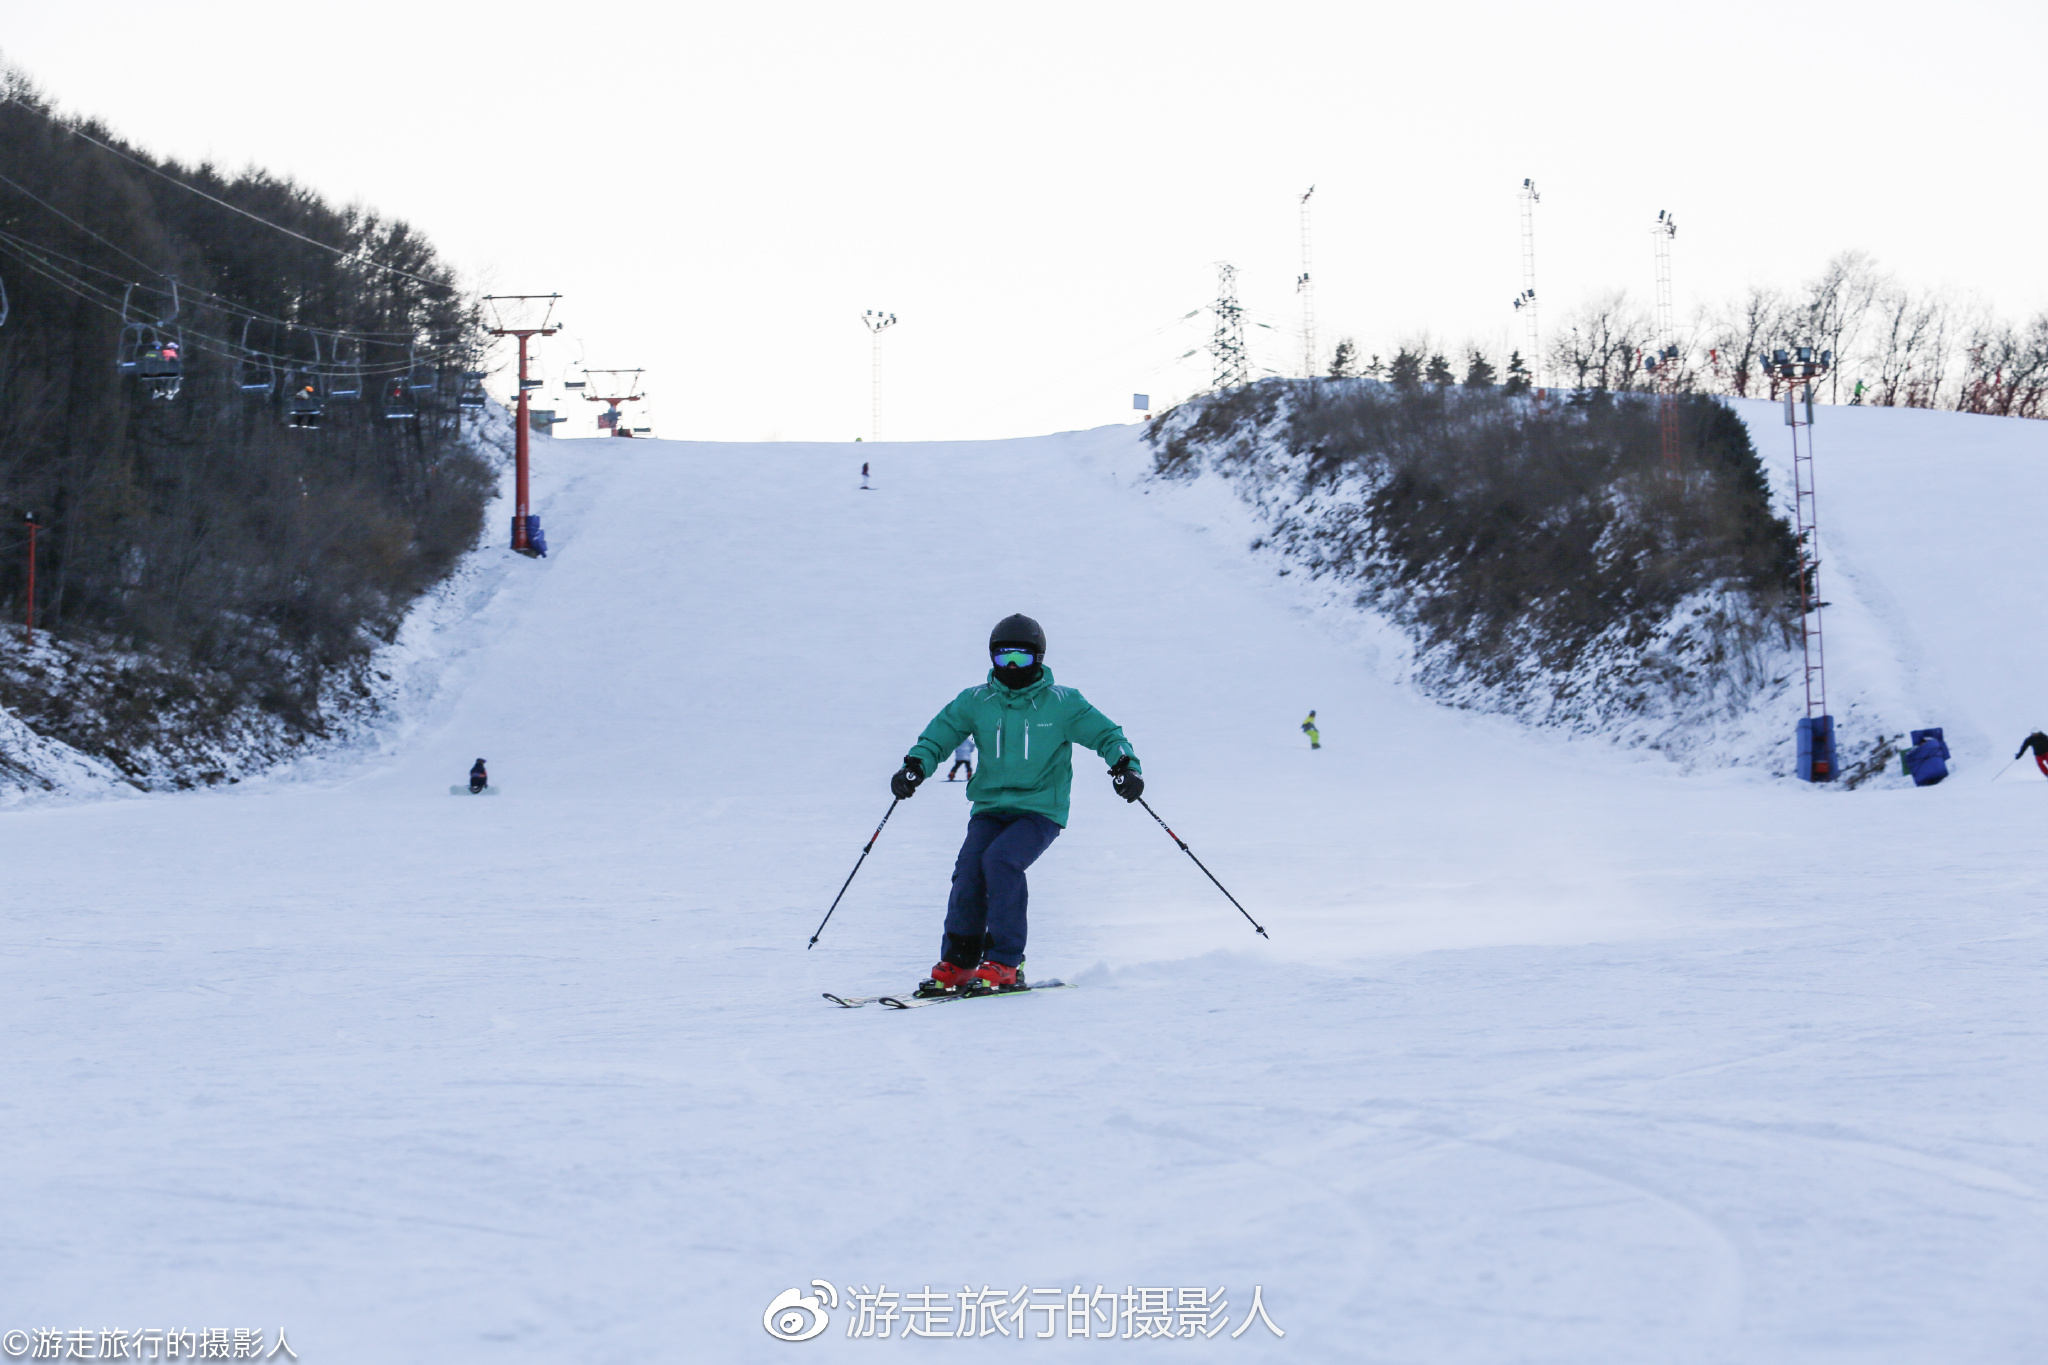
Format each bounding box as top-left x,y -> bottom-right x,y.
2015,732 -> 2048,779
889,614 -> 1143,993
468,758 -> 488,794
861,461 -> 870,490
945,735 -> 975,782
1301,710 -> 1320,750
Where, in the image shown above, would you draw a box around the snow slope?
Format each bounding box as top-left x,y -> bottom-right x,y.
1733,397 -> 2048,779
4,414 -> 2048,1362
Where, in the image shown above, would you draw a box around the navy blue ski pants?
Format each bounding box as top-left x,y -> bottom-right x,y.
942,810 -> 1061,967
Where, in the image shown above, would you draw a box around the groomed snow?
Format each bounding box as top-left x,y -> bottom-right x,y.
3,410 -> 2046,1362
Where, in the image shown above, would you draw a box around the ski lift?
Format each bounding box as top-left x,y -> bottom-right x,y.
328,340 -> 363,400
235,318 -> 276,394
117,280 -> 185,400
383,376 -> 417,421
563,373 -> 587,391
282,330 -> 326,430
405,343 -> 438,394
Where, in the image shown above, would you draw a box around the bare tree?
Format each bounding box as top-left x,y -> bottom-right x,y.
1548,291 -> 1655,393
1699,285 -> 1786,398
1861,284 -> 1952,407
1796,251 -> 1883,404
1956,312 -> 2048,417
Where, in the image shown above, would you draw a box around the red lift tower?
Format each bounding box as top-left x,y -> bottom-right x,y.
580,368 -> 646,436
484,294 -> 561,555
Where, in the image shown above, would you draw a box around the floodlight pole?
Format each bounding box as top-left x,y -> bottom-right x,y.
1649,210 -> 1680,475
484,294 -> 561,556
1764,344 -> 1836,779
862,311 -> 896,440
23,512 -> 37,643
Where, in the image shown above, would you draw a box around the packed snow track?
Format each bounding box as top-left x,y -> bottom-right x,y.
4,416 -> 2046,1363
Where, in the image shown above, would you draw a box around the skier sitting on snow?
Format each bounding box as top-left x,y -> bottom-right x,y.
469,758 -> 488,794
2016,732 -> 2048,779
946,735 -> 975,782
889,613 -> 1143,993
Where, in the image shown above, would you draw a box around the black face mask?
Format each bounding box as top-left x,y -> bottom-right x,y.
991,652 -> 1043,690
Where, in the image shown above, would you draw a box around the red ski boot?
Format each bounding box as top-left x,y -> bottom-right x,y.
968,960 -> 1022,991
920,960 -> 977,995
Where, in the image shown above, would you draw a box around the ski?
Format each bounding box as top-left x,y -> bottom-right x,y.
879,980 -> 1073,1009
822,981 -> 1073,1010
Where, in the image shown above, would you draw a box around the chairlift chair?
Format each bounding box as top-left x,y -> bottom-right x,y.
118,281 -> 185,400
235,319 -> 276,394
329,341 -> 363,400
405,343 -> 438,394
285,372 -> 326,429
383,377 -> 417,421
282,331 -> 327,429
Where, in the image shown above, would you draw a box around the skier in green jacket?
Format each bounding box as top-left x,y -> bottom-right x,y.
889,613 -> 1143,993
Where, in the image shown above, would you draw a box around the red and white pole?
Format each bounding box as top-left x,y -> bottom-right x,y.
512,333 -> 532,552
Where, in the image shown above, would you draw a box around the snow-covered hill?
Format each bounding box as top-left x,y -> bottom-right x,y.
4,411 -> 2046,1362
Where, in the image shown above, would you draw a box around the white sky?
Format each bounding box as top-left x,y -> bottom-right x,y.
4,1 -> 2043,441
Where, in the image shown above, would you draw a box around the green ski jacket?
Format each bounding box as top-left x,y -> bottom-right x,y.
905,667 -> 1139,827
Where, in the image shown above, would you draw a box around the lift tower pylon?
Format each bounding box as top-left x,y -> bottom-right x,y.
484,294 -> 561,555
580,368 -> 646,436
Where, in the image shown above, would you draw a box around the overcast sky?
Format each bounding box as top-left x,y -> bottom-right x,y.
4,1 -> 2042,441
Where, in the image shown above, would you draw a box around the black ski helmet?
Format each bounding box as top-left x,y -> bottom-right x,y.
989,613 -> 1046,656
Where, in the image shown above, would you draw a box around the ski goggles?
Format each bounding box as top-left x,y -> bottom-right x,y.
991,648 -> 1038,669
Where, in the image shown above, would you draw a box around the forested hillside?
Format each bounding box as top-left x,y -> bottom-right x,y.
1151,378 -> 1804,766
0,68 -> 495,789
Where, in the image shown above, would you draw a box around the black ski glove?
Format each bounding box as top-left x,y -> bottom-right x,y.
1109,755 -> 1144,803
890,756 -> 926,800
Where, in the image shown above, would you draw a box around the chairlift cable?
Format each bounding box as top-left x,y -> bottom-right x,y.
0,233 -> 473,373
2,97 -> 455,290
0,223 -> 468,350
0,166 -> 165,276
0,239 -> 444,381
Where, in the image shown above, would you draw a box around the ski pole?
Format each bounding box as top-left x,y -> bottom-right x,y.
808,799 -> 900,948
1135,795 -> 1268,939
1990,755 -> 2022,784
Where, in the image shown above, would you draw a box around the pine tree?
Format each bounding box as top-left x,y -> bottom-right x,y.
1328,339 -> 1357,380
1463,350 -> 1497,389
1364,354 -> 1386,380
1503,350 -> 1532,396
1389,348 -> 1423,390
1425,353 -> 1456,386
